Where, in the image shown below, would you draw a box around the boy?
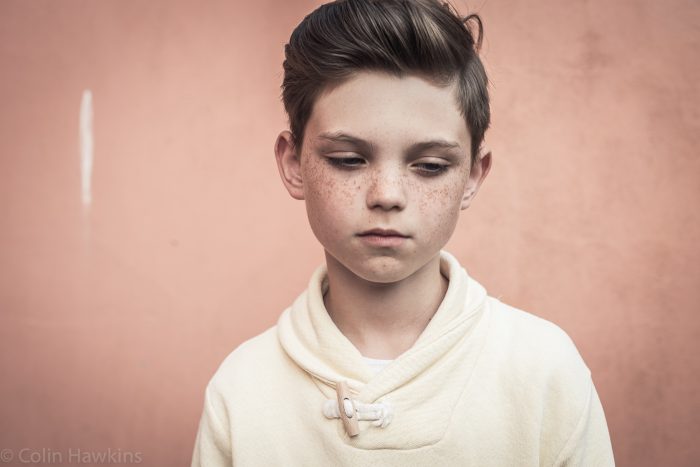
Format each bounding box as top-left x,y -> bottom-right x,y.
191,0 -> 615,465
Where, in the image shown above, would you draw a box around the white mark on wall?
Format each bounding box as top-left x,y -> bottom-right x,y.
80,89 -> 93,207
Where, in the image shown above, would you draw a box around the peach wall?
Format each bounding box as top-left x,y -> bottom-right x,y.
0,0 -> 697,466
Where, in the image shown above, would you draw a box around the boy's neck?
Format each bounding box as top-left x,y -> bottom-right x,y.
322,252 -> 449,360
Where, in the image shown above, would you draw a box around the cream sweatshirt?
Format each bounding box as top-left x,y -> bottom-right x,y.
191,250 -> 615,466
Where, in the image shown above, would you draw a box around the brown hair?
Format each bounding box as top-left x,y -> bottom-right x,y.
281,0 -> 490,165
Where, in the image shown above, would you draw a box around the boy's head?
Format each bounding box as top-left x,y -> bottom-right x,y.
274,0 -> 492,283
280,0 -> 490,165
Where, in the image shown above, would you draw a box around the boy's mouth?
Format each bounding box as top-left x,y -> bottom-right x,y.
358,228 -> 409,238
357,229 -> 409,248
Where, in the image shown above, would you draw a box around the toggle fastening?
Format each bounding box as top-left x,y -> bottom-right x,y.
323,380 -> 394,437
336,381 -> 360,437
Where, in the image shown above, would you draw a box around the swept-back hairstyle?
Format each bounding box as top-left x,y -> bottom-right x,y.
281,0 -> 490,165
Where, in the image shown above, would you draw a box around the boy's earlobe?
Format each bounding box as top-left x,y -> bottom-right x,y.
460,146 -> 492,210
274,130 -> 305,200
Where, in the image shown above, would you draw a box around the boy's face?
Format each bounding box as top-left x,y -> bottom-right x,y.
275,71 -> 491,284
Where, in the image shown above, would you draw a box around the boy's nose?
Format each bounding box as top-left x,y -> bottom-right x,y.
365,167 -> 407,211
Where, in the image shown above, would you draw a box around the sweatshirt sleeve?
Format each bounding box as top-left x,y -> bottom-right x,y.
190,381 -> 233,467
552,378 -> 615,467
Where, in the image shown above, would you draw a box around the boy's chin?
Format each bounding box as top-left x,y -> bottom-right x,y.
354,268 -> 412,285
327,250 -> 427,285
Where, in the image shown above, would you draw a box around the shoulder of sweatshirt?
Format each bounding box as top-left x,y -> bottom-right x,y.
484,299 -> 610,465
196,326 -> 292,436
484,296 -> 593,401
205,324 -> 290,398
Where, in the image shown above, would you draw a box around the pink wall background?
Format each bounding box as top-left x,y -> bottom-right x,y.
1,0 -> 698,465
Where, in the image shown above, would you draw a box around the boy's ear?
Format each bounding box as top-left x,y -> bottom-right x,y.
461,146 -> 492,210
274,130 -> 305,200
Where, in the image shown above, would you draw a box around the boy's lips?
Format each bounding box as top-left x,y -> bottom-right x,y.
357,229 -> 409,248
358,228 -> 409,238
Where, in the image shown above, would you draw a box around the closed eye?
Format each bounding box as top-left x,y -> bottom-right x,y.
414,162 -> 449,176
326,157 -> 365,169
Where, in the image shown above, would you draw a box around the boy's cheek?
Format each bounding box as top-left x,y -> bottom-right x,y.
301,164 -> 333,198
415,181 -> 462,211
305,169 -> 358,202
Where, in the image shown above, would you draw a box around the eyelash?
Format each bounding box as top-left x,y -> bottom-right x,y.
326,157 -> 449,176
327,157 -> 364,170
415,163 -> 450,176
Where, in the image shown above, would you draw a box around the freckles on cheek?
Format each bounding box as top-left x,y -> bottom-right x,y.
338,179 -> 359,202
303,160 -> 330,198
304,162 -> 355,209
417,181 -> 463,241
417,182 -> 461,212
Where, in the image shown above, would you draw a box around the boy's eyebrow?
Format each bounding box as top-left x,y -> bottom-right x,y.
317,131 -> 375,153
316,131 -> 464,156
408,139 -> 463,155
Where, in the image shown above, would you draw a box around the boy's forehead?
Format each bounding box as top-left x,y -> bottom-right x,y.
306,71 -> 470,152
